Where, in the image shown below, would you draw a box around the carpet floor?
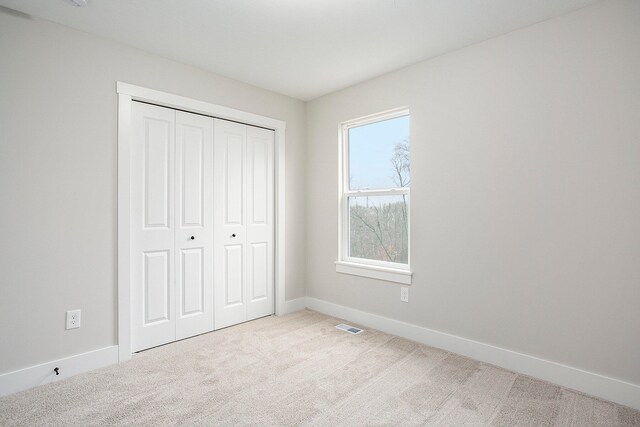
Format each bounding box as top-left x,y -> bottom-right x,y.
1,309 -> 638,426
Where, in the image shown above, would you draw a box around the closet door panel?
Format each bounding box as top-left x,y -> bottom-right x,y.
249,242 -> 268,301
131,102 -> 176,352
250,139 -> 268,225
214,119 -> 248,329
144,120 -> 171,227
180,248 -> 204,314
224,244 -> 244,306
180,128 -> 204,227
224,135 -> 244,225
246,126 -> 275,321
175,111 -> 214,340
143,250 -> 171,324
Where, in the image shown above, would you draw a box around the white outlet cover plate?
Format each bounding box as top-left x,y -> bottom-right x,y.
66,309 -> 81,329
401,287 -> 409,302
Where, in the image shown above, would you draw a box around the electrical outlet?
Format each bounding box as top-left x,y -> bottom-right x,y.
66,309 -> 81,330
400,287 -> 409,303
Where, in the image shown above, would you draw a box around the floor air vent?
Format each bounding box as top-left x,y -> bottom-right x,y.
335,323 -> 364,334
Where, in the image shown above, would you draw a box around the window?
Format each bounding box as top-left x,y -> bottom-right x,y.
336,109 -> 412,284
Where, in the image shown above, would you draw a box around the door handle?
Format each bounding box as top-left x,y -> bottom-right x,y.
231,234 -> 236,238
190,236 -> 195,240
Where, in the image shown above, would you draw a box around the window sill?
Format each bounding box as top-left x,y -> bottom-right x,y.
335,261 -> 412,285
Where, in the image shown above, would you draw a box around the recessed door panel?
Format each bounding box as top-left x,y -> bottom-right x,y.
144,118 -> 171,228
249,243 -> 268,301
225,245 -> 244,306
250,140 -> 267,224
143,250 -> 170,324
180,248 -> 204,316
180,126 -> 204,227
225,134 -> 244,225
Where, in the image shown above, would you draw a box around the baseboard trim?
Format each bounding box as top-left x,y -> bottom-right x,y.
280,297 -> 308,315
0,346 -> 119,397
305,297 -> 640,410
2,301 -> 638,410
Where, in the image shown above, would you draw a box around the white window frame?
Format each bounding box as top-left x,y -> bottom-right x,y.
335,107 -> 412,285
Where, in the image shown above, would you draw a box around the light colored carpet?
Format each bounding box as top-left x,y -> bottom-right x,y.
1,309 -> 638,426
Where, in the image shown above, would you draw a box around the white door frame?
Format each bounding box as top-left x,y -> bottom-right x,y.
117,82 -> 286,362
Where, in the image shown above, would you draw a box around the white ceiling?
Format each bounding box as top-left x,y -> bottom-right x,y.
1,0 -> 600,100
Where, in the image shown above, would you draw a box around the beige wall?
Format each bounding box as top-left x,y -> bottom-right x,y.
0,11 -> 306,374
305,0 -> 640,385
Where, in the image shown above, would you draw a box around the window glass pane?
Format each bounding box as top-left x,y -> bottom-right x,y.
348,115 -> 409,190
349,195 -> 409,264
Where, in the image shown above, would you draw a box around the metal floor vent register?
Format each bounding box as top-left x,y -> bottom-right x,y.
335,323 -> 364,334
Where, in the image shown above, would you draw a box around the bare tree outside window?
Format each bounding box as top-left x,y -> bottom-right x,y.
347,114 -> 410,265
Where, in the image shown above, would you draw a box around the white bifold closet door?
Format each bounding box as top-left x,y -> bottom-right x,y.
131,102 -> 214,352
214,119 -> 275,329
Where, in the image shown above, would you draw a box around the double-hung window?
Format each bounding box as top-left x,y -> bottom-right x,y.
336,108 -> 412,284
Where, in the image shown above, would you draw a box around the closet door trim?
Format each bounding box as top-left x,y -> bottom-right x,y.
117,82 -> 287,362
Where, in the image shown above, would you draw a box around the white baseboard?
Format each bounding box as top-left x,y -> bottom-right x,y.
305,297 -> 640,411
0,346 -> 119,397
2,301 -> 638,411
280,297 -> 308,315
